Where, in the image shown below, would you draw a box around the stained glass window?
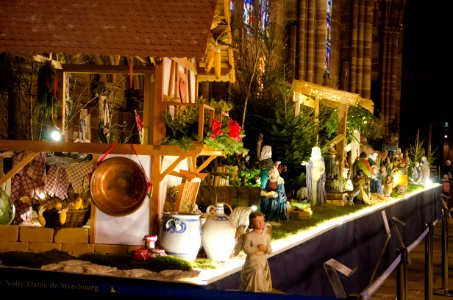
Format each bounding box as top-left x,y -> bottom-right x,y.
325,0 -> 332,74
243,0 -> 269,33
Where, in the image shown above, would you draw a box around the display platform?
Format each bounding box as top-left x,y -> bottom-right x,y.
206,185 -> 442,298
0,185 -> 442,299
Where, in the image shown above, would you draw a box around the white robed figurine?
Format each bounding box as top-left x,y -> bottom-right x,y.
420,156 -> 430,184
302,146 -> 326,206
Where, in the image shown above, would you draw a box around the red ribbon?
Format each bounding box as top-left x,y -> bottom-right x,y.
53,76 -> 58,96
130,144 -> 152,193
97,143 -> 117,166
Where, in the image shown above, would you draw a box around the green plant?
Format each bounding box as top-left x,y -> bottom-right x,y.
161,106 -> 201,149
237,167 -> 261,187
408,130 -> 437,167
200,97 -> 233,115
323,103 -> 383,145
226,164 -> 260,187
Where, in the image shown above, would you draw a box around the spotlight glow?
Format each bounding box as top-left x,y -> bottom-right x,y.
50,129 -> 62,141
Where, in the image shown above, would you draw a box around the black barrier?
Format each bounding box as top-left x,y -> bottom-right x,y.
425,222 -> 434,300
359,253 -> 401,299
360,225 -> 432,300
433,195 -> 453,296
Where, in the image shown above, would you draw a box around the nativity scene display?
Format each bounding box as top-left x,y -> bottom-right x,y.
0,59 -> 440,298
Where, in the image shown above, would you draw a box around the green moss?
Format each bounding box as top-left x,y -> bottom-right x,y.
77,252 -> 136,269
144,255 -> 193,272
192,258 -> 220,270
271,204 -> 366,240
0,249 -> 74,268
77,253 -> 193,272
0,250 -> 193,272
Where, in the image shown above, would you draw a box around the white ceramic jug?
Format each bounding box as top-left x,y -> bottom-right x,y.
202,203 -> 236,262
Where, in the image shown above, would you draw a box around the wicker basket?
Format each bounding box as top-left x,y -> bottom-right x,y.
42,208 -> 90,228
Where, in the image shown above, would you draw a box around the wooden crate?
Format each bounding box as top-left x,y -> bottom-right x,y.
289,210 -> 312,220
326,199 -> 349,206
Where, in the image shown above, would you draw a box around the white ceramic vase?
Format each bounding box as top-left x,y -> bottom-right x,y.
159,212 -> 201,261
0,188 -> 15,225
202,203 -> 236,262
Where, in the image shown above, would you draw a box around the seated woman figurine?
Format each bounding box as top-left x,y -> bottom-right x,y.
259,146 -> 288,221
267,162 -> 288,221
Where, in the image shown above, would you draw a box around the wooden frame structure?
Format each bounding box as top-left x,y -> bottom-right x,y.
292,79 -> 374,176
0,0 -> 236,240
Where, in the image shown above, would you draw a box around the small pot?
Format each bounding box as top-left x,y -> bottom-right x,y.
132,248 -> 149,261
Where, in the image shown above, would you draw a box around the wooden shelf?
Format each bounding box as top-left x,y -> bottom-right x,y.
0,140 -> 223,157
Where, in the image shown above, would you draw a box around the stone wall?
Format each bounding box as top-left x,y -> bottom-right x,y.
0,186 -> 261,255
0,225 -> 140,256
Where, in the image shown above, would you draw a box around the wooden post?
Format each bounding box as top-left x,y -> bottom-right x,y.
150,155 -> 163,235
150,59 -> 165,144
149,58 -> 165,235
337,105 -> 348,177
294,92 -> 300,116
142,70 -> 152,145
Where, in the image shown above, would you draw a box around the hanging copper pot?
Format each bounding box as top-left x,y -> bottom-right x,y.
90,157 -> 148,216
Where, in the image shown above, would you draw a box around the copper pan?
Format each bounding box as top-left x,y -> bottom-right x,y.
90,157 -> 148,216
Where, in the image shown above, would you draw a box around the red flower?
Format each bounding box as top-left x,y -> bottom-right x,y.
211,119 -> 223,139
228,120 -> 242,141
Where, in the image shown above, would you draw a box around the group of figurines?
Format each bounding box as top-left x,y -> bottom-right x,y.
257,144 -> 432,213
238,145 -> 434,293
314,146 -> 432,204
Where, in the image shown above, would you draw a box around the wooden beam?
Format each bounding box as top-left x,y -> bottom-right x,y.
171,58 -> 198,74
180,169 -> 207,180
159,156 -> 186,181
195,155 -> 218,173
0,152 -> 38,186
62,64 -> 153,74
0,140 -> 206,156
292,79 -> 374,113
31,54 -> 62,69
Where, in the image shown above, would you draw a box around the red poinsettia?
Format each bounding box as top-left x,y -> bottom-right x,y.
211,119 -> 223,139
228,120 -> 242,141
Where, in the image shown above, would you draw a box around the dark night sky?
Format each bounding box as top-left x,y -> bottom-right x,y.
399,0 -> 449,161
